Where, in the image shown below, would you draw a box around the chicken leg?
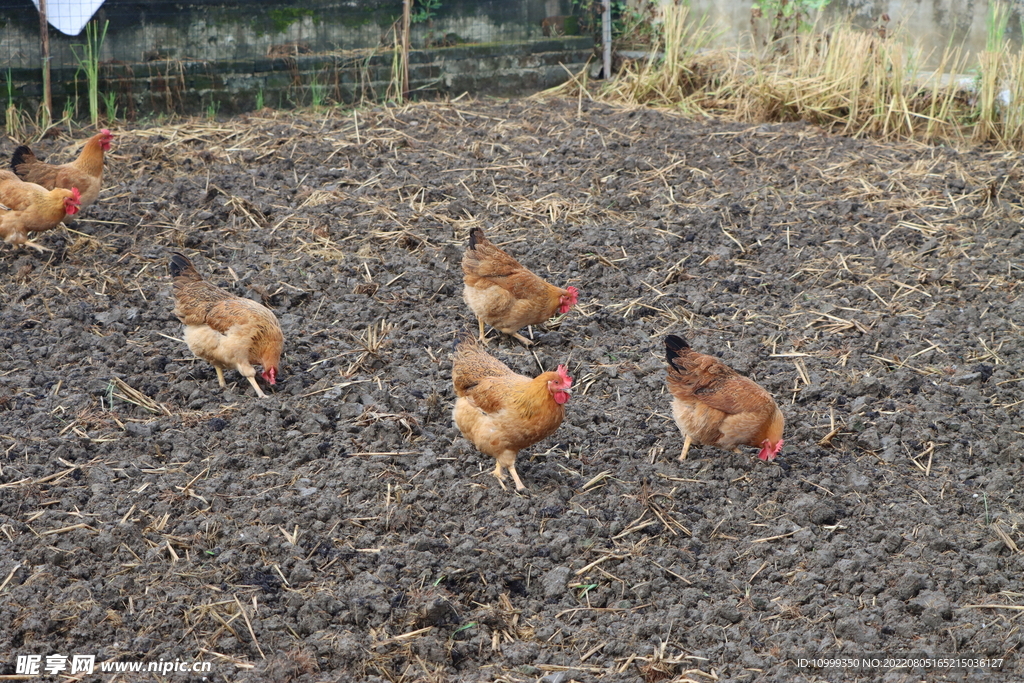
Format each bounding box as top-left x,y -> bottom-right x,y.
493,462 -> 526,491
21,240 -> 52,253
246,375 -> 267,398
679,434 -> 692,462
494,450 -> 526,491
511,332 -> 535,347
493,465 -> 509,491
507,463 -> 526,491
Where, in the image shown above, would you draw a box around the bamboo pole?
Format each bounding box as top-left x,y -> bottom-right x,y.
38,0 -> 52,126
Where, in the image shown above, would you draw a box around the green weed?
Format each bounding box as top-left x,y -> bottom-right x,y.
71,19 -> 109,127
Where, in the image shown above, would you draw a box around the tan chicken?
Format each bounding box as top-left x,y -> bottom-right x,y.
462,227 -> 578,346
0,170 -> 80,251
452,333 -> 573,491
11,128 -> 114,209
665,334 -> 784,462
169,252 -> 283,398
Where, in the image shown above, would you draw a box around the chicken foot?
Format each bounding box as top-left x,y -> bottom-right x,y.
477,316 -> 490,345
477,317 -> 538,348
4,234 -> 52,252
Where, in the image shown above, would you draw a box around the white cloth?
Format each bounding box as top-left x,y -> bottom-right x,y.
31,0 -> 105,37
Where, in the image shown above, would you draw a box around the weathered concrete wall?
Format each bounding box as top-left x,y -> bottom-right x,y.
0,0 -> 593,120
0,0 -> 578,67
4,37 -> 595,119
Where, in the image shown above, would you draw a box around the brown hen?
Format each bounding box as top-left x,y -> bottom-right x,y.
452,333 -> 572,490
0,170 -> 80,252
169,252 -> 283,398
11,128 -> 113,209
462,227 -> 578,346
665,334 -> 784,462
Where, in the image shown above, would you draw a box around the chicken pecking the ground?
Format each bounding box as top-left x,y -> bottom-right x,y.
168,252 -> 283,398
11,128 -> 114,209
452,332 -> 573,491
665,334 -> 784,462
462,227 -> 578,346
0,170 -> 80,252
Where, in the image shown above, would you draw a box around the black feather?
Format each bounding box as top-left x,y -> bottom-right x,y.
665,334 -> 690,365
453,328 -> 476,352
468,227 -> 484,250
168,251 -> 196,279
10,145 -> 35,173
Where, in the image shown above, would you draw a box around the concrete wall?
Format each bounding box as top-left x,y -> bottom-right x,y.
4,38 -> 595,119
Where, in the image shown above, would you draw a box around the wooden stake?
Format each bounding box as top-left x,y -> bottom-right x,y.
401,0 -> 411,100
38,0 -> 52,127
602,0 -> 612,79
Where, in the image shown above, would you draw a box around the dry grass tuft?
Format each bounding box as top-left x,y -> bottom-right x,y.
109,377 -> 172,416
542,11 -> 1024,150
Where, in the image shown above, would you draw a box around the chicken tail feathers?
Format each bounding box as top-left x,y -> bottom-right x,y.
468,227 -> 485,250
454,328 -> 478,354
168,252 -> 202,281
10,145 -> 37,174
452,329 -> 513,395
452,330 -> 481,395
665,334 -> 691,367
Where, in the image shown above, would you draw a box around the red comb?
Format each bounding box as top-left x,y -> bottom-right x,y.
71,187 -> 81,202
558,286 -> 579,314
556,364 -> 573,386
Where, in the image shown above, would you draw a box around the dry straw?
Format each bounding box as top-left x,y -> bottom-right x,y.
542,3 -> 1024,150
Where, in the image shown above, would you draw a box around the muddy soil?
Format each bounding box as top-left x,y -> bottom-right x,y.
1,98 -> 1022,682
